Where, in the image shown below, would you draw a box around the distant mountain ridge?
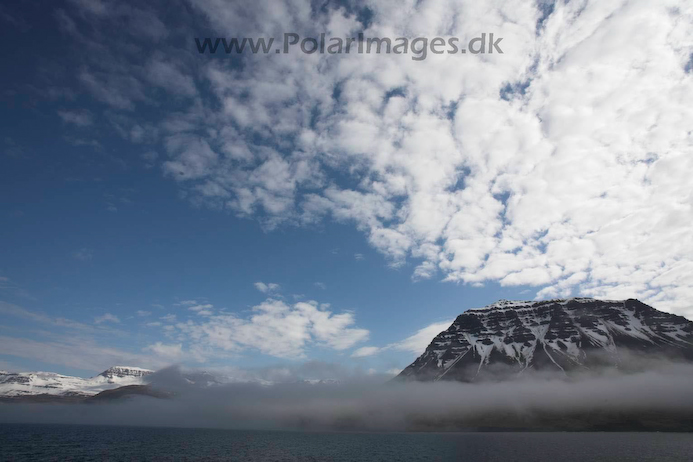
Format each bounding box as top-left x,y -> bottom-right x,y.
397,298 -> 693,382
98,366 -> 153,380
0,365 -> 340,401
0,366 -> 153,398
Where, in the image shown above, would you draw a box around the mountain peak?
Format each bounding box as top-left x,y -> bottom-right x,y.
1,366 -> 153,398
98,366 -> 153,379
398,298 -> 693,382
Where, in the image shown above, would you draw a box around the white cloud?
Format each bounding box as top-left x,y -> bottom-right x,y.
189,304 -> 214,316
389,320 -> 454,355
353,319 -> 454,358
144,342 -> 183,360
172,298 -> 369,359
351,346 -> 381,358
94,313 -> 120,324
254,282 -> 280,293
58,0 -> 693,318
136,310 -> 151,317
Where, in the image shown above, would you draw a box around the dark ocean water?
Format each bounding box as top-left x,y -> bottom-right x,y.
1,424 -> 692,461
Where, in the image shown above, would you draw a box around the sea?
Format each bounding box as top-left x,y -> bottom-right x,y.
1,424 -> 692,461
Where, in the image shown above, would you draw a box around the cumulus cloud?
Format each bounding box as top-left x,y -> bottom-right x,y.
94,313 -> 120,324
351,346 -> 381,358
54,0 -> 693,318
254,282 -> 280,293
188,304 -> 214,316
145,342 -> 184,360
171,298 -> 369,359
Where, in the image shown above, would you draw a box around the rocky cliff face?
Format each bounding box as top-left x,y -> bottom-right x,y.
98,366 -> 153,381
397,298 -> 693,382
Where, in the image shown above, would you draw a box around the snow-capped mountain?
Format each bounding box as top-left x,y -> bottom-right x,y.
0,366 -> 153,397
397,298 -> 693,382
98,366 -> 153,381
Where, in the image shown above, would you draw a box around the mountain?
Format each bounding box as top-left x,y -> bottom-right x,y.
0,366 -> 153,398
397,298 -> 693,382
98,366 -> 153,381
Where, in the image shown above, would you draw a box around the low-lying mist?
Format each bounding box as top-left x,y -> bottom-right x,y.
3,361 -> 693,431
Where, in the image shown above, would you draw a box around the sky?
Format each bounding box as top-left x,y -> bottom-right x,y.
0,0 -> 692,378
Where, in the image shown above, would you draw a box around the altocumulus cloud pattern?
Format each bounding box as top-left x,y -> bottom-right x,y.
50,0 -> 693,317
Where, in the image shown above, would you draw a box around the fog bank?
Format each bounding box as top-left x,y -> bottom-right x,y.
2,363 -> 693,431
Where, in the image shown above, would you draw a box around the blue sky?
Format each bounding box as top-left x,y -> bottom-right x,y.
1,0 -> 692,378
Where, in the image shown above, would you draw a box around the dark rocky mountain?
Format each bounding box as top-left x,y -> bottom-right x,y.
98,366 -> 153,381
397,298 -> 693,382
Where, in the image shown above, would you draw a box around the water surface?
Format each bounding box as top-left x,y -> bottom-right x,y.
1,424 -> 692,461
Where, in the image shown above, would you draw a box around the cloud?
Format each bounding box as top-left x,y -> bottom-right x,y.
351,346 -> 381,358
388,320 -> 455,354
144,342 -> 184,360
352,319 -> 454,358
188,304 -> 214,316
254,282 -> 280,293
136,310 -> 151,317
172,298 -> 369,359
314,282 -> 327,290
4,364 -> 693,432
73,248 -> 93,261
0,301 -> 116,334
52,0 -> 693,318
94,313 -> 120,324
0,277 -> 33,299
0,334 -> 158,373
354,253 -> 365,261
145,59 -> 197,97
57,109 -> 93,126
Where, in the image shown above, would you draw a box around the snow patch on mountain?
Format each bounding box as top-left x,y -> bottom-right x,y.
397,298 -> 693,382
0,366 -> 153,397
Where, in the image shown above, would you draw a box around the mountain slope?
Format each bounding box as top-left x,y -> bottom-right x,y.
0,366 -> 153,397
397,298 -> 693,382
